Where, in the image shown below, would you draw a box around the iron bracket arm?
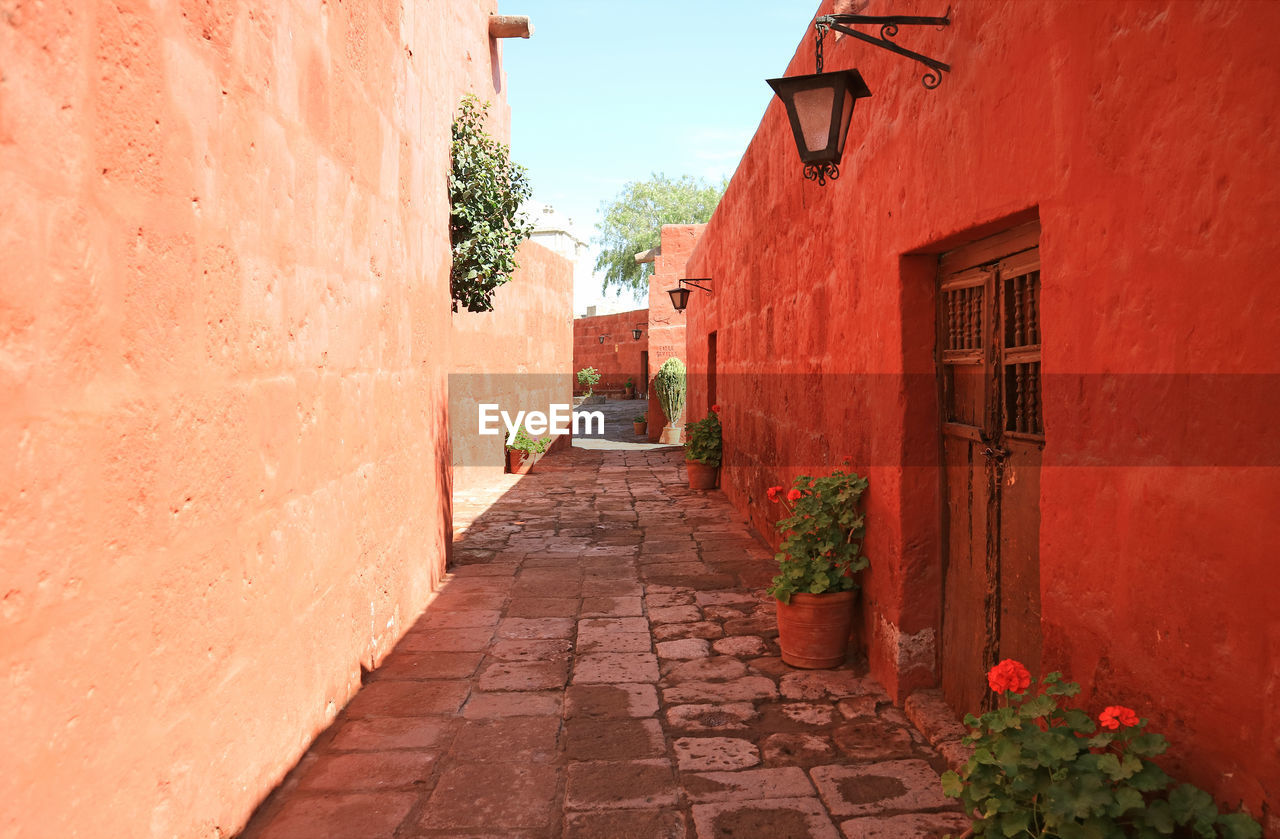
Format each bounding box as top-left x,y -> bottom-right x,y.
816,9 -> 952,89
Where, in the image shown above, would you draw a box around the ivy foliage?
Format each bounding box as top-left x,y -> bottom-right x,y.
941,672 -> 1262,839
449,94 -> 532,312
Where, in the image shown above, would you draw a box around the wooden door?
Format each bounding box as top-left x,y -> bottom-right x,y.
707,331 -> 718,412
938,224 -> 1044,714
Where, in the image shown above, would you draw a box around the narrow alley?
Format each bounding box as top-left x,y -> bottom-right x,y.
238,446 -> 966,839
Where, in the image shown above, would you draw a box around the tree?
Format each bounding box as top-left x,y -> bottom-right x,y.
594,174 -> 725,294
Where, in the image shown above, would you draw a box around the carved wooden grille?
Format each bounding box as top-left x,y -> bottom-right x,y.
1002,267 -> 1042,436
944,285 -> 983,351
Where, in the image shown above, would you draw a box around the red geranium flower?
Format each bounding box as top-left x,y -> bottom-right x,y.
842,455 -> 854,466
786,488 -> 802,502
1099,706 -> 1139,730
987,659 -> 1031,694
711,403 -> 720,412
766,485 -> 783,503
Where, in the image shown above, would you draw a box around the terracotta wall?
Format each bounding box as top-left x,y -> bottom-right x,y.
0,1 -> 528,836
646,224 -> 701,439
685,0 -> 1278,825
571,309 -> 649,394
451,239 -> 574,494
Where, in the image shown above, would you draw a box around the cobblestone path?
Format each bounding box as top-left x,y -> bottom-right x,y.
240,446 -> 967,839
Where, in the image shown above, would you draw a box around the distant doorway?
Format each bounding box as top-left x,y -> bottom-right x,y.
937,221 -> 1044,714
707,331 -> 718,412
640,351 -> 649,399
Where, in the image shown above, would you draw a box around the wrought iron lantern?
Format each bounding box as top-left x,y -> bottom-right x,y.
766,70 -> 870,186
667,279 -> 712,313
598,335 -> 607,344
632,324 -> 644,340
767,9 -> 952,185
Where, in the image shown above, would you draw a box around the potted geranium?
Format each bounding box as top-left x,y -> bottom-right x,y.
766,462 -> 869,669
625,377 -> 636,398
942,661 -> 1262,838
633,413 -> 647,435
505,428 -> 549,475
683,405 -> 721,489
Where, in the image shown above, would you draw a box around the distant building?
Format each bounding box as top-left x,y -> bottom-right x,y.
525,202 -> 588,262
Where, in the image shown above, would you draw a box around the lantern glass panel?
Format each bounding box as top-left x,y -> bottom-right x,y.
835,86 -> 855,156
793,86 -> 836,153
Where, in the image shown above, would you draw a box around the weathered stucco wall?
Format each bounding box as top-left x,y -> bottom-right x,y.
0,1 -> 525,836
685,0 -> 1278,825
646,224 -> 700,439
451,239 -> 574,494
571,308 -> 650,396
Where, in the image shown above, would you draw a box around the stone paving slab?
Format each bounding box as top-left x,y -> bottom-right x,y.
564,808 -> 688,839
238,447 -> 966,839
691,796 -> 841,839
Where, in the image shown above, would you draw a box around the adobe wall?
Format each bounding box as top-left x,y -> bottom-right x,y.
646,224 -> 701,439
685,0 -> 1278,824
0,1 -> 520,836
571,308 -> 650,396
451,239 -> 574,494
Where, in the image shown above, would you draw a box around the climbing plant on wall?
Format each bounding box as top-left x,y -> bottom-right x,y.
449,94 -> 533,312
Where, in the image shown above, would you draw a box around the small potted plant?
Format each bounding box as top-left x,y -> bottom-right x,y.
505,428 -> 550,475
576,366 -> 600,399
942,661 -> 1262,838
766,462 -> 869,669
683,405 -> 721,489
654,357 -> 686,444
625,377 -> 636,398
632,413 -> 647,435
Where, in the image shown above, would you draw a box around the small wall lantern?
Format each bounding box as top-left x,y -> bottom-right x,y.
598,334 -> 609,344
632,324 -> 644,340
667,279 -> 713,313
767,10 -> 951,185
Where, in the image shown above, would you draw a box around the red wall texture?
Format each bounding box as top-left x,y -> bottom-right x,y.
685,0 -> 1279,826
452,239 -> 574,493
645,224 -> 701,439
0,2 -> 557,837
572,308 -> 649,394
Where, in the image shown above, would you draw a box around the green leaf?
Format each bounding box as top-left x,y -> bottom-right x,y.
1019,694 -> 1056,719
1113,786 -> 1145,815
1218,812 -> 1263,839
1097,753 -> 1141,782
1145,799 -> 1175,833
999,811 -> 1030,837
1169,784 -> 1215,825
940,770 -> 963,798
1128,732 -> 1169,757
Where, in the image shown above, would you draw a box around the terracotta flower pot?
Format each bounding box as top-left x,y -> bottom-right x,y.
506,449 -> 534,475
633,422 -> 647,435
775,590 -> 857,669
686,460 -> 718,490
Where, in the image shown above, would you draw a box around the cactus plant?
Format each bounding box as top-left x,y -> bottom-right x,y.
654,357 -> 686,427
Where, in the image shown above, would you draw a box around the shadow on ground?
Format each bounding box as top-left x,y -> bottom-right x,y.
237,445 -> 966,839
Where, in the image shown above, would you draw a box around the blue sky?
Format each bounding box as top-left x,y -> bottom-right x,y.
501,1 -> 818,310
